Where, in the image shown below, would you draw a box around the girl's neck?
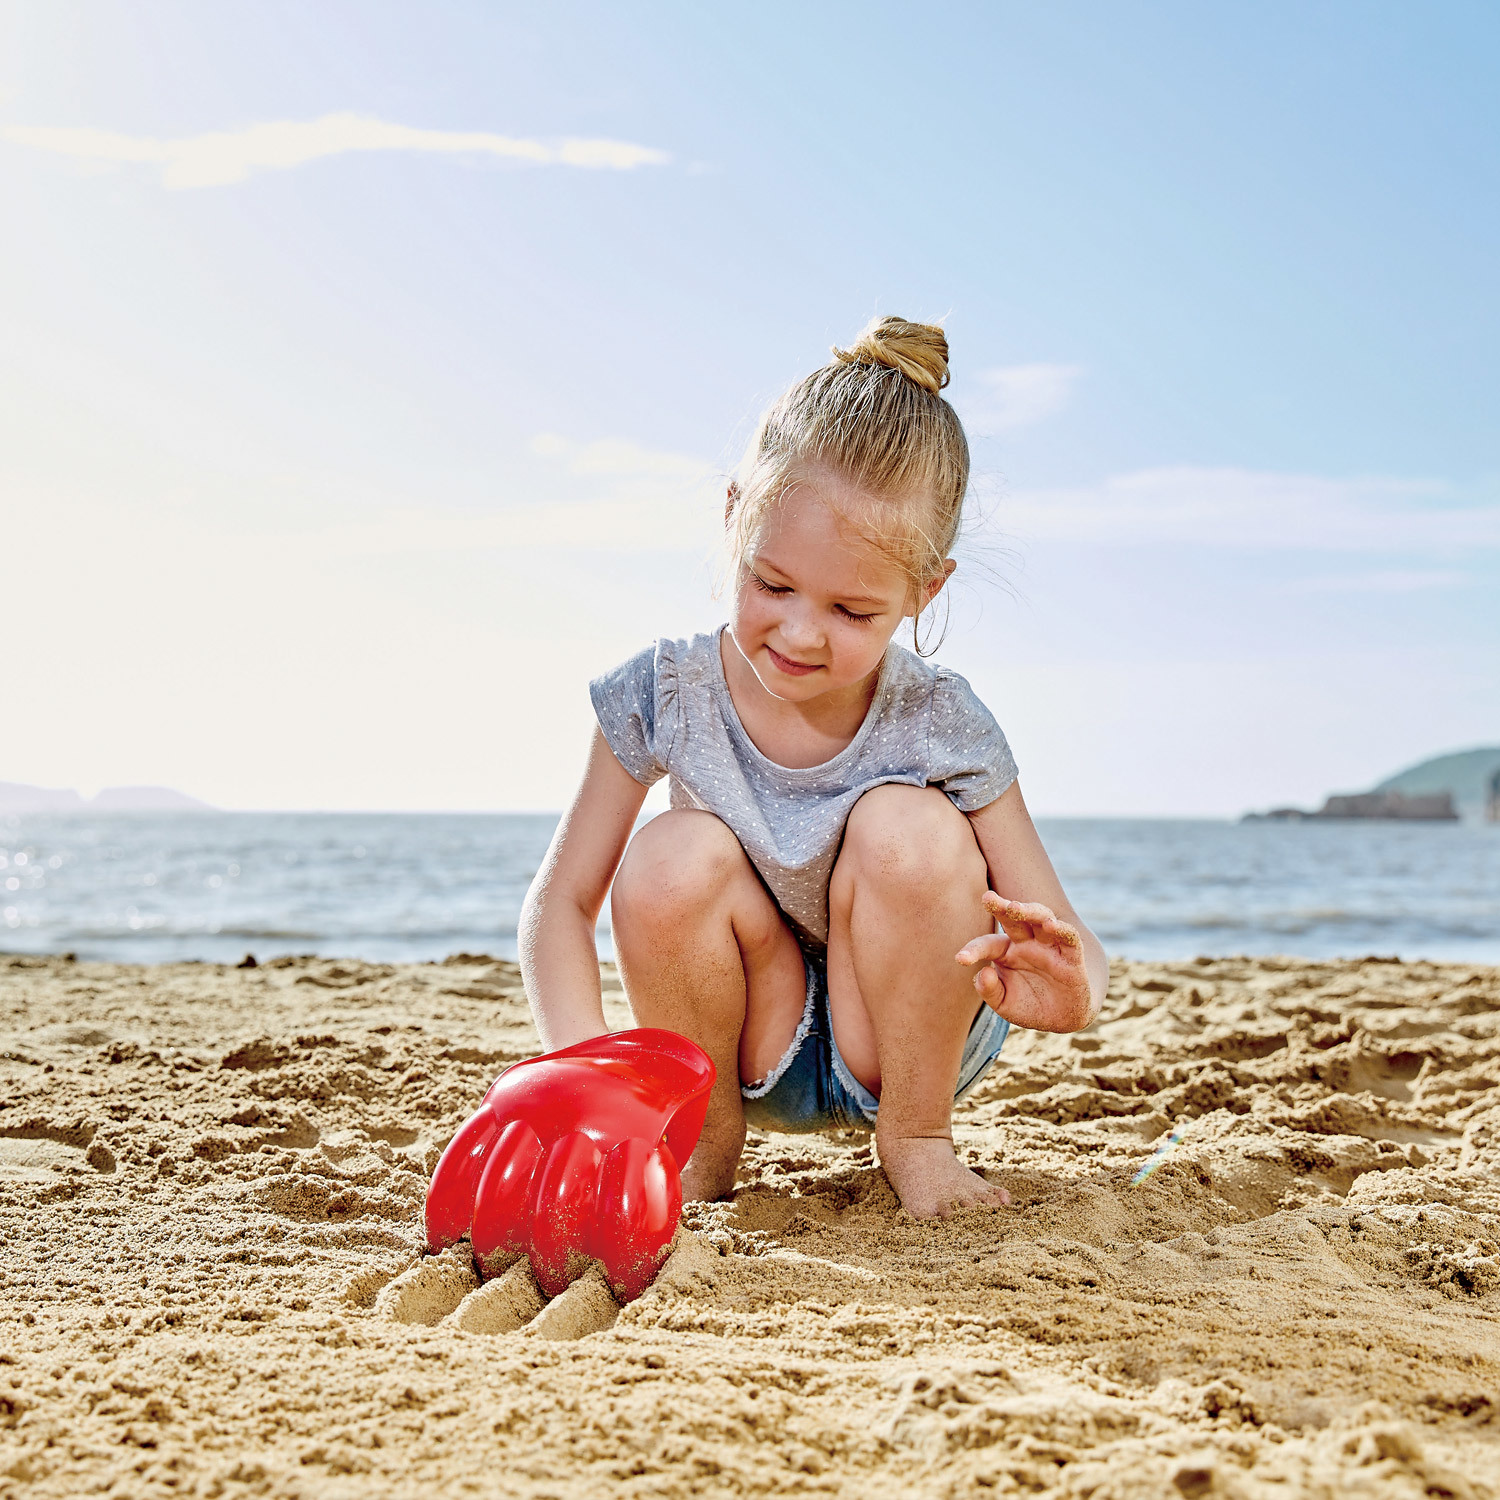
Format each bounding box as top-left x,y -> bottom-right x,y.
719,629 -> 881,770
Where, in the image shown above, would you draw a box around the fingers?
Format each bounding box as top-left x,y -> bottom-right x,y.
952,933 -> 1010,1008
972,963 -> 1004,1005
956,896 -> 1084,1006
955,932 -> 1010,1004
955,932 -> 1011,968
982,892 -> 1082,951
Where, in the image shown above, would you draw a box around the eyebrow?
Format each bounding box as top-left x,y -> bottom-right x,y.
753,556 -> 887,606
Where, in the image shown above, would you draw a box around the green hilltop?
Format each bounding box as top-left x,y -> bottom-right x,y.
1376,746 -> 1500,822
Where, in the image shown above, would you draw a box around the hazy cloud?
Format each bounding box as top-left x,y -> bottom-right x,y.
228,436 -> 723,559
1284,569 -> 1471,594
3,113 -> 669,189
529,433 -> 712,482
997,467 -> 1500,552
959,363 -> 1082,435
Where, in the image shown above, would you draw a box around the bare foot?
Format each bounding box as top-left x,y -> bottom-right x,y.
679,1134 -> 742,1203
876,1133 -> 1010,1218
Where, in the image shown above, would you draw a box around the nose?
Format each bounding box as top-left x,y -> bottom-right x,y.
779,601 -> 825,654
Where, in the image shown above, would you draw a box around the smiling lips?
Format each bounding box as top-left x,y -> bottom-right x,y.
766,645 -> 822,677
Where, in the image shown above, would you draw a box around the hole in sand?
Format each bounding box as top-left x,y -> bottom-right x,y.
374,1239 -> 718,1340
376,1248 -> 621,1339
343,1264 -> 404,1309
1385,1051 -> 1424,1082
526,1267 -> 620,1340
444,1260 -> 547,1334
0,1136 -> 83,1181
31,1023 -> 114,1048
375,1246 -> 478,1326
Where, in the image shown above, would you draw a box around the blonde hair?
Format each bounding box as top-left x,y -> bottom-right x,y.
727,316 -> 970,652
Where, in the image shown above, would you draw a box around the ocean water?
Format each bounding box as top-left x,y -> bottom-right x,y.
1,812 -> 1497,967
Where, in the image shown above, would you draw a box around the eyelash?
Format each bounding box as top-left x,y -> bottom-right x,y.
749,573 -> 878,623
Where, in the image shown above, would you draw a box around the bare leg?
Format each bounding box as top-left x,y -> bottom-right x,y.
611,810 -> 807,1202
827,785 -> 1010,1217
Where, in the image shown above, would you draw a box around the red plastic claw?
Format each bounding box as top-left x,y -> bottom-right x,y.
468,1118 -> 543,1268
424,1028 -> 715,1303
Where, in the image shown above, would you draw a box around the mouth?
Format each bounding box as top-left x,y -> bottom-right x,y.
765,645 -> 822,677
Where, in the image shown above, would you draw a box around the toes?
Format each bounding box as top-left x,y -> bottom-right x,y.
938,1174 -> 1011,1215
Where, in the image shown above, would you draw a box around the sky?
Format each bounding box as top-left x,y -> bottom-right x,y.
3,0 -> 1497,816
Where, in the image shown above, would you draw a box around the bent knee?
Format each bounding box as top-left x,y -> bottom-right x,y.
611,810 -> 750,929
837,785 -> 985,896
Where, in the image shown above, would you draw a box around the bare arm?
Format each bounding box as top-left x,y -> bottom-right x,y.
957,780 -> 1108,1032
519,728 -> 650,1052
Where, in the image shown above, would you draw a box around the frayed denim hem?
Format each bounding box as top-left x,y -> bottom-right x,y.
740,961 -> 817,1100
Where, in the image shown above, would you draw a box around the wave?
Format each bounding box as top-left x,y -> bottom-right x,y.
5,813 -> 1497,965
1097,911 -> 1499,939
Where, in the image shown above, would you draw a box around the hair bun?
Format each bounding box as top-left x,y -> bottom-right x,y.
832,316 -> 950,393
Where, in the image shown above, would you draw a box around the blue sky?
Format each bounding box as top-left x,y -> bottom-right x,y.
3,1 -> 1497,814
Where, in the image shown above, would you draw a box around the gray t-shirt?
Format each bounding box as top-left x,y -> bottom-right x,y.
590,629 -> 1018,951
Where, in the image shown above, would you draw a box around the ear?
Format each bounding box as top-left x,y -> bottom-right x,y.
917,559 -> 957,612
724,480 -> 740,528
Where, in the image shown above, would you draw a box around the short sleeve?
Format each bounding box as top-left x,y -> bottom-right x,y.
589,643 -> 668,786
926,670 -> 1018,811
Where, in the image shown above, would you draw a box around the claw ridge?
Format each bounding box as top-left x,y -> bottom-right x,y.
423,1028 -> 714,1303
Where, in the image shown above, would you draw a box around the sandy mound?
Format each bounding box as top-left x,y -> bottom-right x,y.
0,951 -> 1496,1497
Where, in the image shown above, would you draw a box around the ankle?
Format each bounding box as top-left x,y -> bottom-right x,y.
876,1124 -> 954,1155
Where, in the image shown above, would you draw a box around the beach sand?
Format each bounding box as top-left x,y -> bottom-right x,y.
1,951 -> 1496,1498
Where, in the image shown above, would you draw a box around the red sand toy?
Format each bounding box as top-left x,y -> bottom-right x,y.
425,1028 -> 715,1303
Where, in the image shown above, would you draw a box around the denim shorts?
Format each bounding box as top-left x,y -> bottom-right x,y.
740,950 -> 1011,1133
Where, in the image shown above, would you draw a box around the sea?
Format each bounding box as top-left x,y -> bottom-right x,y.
2,812 -> 1497,968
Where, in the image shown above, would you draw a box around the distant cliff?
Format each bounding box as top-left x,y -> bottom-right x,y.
1375,746 -> 1500,823
1249,790 -> 1459,822
0,782 -> 215,814
1317,790 -> 1458,821
1245,745 -> 1500,824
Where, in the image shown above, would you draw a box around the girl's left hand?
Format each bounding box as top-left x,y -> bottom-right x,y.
956,892 -> 1096,1032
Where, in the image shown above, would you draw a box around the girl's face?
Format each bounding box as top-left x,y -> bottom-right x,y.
728,468 -> 946,705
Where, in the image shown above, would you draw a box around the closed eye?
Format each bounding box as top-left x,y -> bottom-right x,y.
751,570 -> 878,620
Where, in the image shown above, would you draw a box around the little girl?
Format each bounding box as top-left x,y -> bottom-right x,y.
519,317 -> 1107,1219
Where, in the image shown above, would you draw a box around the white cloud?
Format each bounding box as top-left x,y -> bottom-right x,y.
995,467 -> 1500,552
958,363 -> 1082,435
2,113 -> 669,189
216,436 -> 725,559
530,433 -> 711,481
10,436 -> 1497,812
1285,569 -> 1471,594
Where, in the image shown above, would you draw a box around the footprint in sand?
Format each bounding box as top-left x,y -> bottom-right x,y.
0,1123 -> 115,1180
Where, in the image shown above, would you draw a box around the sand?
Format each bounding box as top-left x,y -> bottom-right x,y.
1,951 -> 1496,1498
